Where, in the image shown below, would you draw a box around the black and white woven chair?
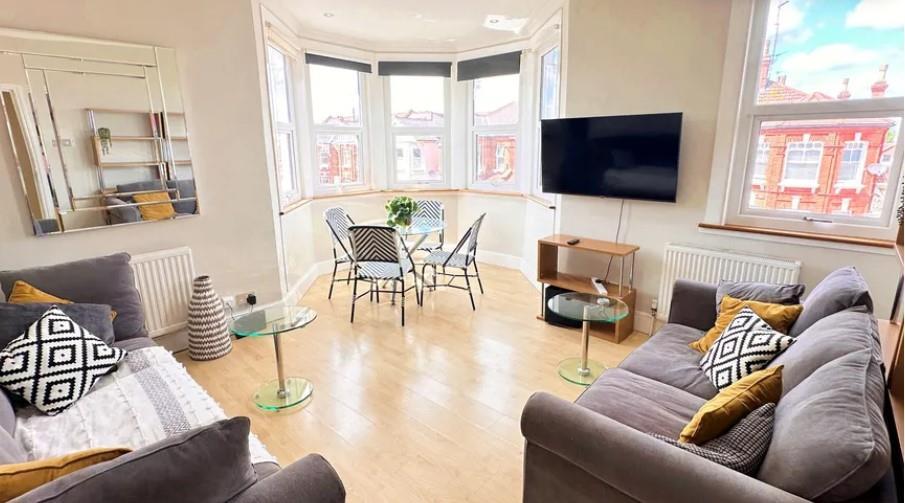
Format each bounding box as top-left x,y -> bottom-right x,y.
348,225 -> 421,326
421,213 -> 486,310
413,199 -> 445,252
324,207 -> 355,299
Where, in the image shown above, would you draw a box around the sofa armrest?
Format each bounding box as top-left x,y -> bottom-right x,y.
667,279 -> 718,331
521,392 -> 807,503
231,454 -> 345,503
106,197 -> 142,224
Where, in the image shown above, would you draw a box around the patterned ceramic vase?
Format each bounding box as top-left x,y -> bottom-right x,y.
187,275 -> 232,361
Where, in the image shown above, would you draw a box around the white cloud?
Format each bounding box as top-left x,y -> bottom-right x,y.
846,0 -> 905,29
783,27 -> 814,44
780,43 -> 880,73
767,1 -> 805,34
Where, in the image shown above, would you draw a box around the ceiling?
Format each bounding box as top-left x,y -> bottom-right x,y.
275,0 -> 559,53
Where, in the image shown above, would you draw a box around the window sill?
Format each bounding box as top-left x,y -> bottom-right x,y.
279,198 -> 312,216
698,223 -> 896,251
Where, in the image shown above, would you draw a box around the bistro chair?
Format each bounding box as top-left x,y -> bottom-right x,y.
348,225 -> 421,326
413,199 -> 445,252
324,207 -> 356,299
421,213 -> 486,310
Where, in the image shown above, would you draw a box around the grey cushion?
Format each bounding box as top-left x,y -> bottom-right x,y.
116,180 -> 197,215
618,323 -> 719,399
0,303 -> 115,348
0,253 -> 148,342
112,337 -> 157,352
105,197 -> 141,224
771,307 -> 875,394
14,417 -> 257,503
756,349 -> 889,500
652,403 -> 775,475
0,390 -> 14,435
577,368 -> 704,438
790,266 -> 873,337
0,426 -> 25,464
716,280 -> 804,312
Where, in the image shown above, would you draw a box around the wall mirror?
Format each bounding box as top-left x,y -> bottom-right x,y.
0,29 -> 197,236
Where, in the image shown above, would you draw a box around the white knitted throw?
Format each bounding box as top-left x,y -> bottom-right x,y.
14,346 -> 277,466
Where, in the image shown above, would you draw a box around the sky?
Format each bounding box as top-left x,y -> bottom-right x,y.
767,0 -> 904,100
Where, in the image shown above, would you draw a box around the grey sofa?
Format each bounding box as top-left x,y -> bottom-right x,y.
107,179 -> 198,224
522,268 -> 894,502
0,253 -> 344,502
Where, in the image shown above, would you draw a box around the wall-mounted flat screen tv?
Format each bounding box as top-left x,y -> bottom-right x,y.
541,112 -> 682,202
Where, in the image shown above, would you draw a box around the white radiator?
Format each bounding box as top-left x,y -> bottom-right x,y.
657,244 -> 801,321
130,247 -> 196,338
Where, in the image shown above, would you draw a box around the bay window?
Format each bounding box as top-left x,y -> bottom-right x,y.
264,44 -> 301,207
534,45 -> 561,197
724,0 -> 903,237
386,74 -> 448,186
471,73 -> 520,186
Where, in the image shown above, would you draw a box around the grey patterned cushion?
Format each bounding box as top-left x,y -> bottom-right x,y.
652,403 -> 775,475
700,307 -> 795,390
356,260 -> 414,279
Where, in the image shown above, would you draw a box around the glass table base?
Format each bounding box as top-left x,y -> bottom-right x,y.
557,358 -> 606,386
253,377 -> 313,411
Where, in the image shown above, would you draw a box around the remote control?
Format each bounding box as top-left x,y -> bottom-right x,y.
567,238 -> 580,245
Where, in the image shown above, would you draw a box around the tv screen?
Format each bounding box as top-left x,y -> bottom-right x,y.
541,112 -> 682,202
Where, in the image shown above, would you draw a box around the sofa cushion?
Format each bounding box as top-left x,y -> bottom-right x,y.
790,266 -> 873,337
618,324 -> 718,399
757,349 -> 889,501
771,307 -> 875,394
0,426 -> 25,465
0,303 -> 115,348
0,253 -> 148,341
0,447 -> 130,501
14,417 -> 258,503
577,368 -> 705,438
716,280 -> 804,312
690,296 -> 802,353
0,391 -> 14,436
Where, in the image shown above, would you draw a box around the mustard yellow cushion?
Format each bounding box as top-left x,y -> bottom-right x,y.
7,280 -> 72,305
689,296 -> 803,353
679,366 -> 783,445
0,447 -> 130,500
133,191 -> 176,221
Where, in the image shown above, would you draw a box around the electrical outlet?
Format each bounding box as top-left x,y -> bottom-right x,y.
222,296 -> 237,309
233,292 -> 255,306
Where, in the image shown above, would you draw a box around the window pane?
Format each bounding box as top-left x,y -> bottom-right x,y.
266,46 -> 291,123
309,64 -> 362,127
753,137 -> 769,181
540,47 -> 561,120
474,74 -> 519,126
756,0 -> 903,104
746,117 -> 901,218
394,135 -> 442,182
275,131 -> 297,202
390,76 -> 444,127
475,134 -> 516,183
316,134 -> 361,185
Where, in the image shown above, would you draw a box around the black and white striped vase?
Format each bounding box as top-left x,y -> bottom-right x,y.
187,275 -> 232,361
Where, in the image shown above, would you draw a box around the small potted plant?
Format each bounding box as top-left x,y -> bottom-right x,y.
386,196 -> 419,228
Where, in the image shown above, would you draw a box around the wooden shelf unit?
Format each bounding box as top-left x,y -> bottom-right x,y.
537,234 -> 638,343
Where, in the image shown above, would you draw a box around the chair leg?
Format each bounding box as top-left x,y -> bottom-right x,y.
463,268 -> 476,310
432,265 -> 438,291
350,277 -> 358,323
391,280 -> 397,305
328,261 -> 338,299
376,282 -> 380,303
421,263 -> 429,295
473,261 -> 485,294
400,278 -> 406,327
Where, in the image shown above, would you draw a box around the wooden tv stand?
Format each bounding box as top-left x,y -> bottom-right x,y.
537,234 -> 638,343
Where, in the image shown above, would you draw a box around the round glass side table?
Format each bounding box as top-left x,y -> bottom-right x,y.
547,293 -> 630,386
229,306 -> 317,410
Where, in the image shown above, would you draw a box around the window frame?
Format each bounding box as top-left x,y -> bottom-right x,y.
779,136 -> 823,189
723,0 -> 904,237
384,74 -> 451,188
306,62 -> 370,194
836,137 -> 868,189
264,41 -> 303,209
468,74 -> 521,190
532,42 -> 561,200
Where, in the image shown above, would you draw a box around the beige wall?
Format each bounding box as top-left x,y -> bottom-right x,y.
559,0 -> 900,316
0,0 -> 284,303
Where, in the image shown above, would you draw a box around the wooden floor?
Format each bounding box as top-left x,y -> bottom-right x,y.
176,264 -> 647,502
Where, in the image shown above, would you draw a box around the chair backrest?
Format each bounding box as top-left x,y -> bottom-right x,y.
466,213 -> 486,255
348,225 -> 402,264
414,200 -> 444,220
324,207 -> 354,254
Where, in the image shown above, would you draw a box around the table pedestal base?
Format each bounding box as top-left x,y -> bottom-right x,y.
253,377 -> 313,410
557,358 -> 606,386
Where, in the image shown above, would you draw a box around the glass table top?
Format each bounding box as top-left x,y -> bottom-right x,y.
546,293 -> 630,323
365,217 -> 445,236
229,306 -> 317,337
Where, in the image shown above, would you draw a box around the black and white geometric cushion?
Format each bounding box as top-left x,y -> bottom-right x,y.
0,307 -> 125,415
651,403 -> 776,475
700,307 -> 795,390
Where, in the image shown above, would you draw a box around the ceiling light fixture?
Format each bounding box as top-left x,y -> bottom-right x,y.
483,15 -> 528,33
323,12 -> 334,18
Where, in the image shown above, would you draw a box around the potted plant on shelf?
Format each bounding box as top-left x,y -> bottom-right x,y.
386,196 -> 419,228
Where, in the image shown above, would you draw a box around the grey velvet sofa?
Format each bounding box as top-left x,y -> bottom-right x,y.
522,268 -> 894,503
0,253 -> 344,502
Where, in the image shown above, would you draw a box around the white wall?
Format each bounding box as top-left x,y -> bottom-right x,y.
0,0 -> 285,304
558,0 -> 901,316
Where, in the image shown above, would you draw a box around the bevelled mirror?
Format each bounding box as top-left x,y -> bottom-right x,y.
0,28 -> 198,236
